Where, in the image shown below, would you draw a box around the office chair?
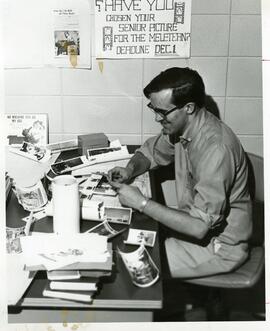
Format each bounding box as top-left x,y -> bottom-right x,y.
155,152 -> 265,321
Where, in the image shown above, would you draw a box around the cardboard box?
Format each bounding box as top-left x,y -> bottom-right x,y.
78,133 -> 109,156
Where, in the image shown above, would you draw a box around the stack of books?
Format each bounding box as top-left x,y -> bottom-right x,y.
5,172 -> 13,202
20,233 -> 113,303
43,271 -> 100,303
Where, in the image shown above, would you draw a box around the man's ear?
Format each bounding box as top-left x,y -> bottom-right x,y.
185,103 -> 196,114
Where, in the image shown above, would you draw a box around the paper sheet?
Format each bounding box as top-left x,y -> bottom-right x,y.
4,0 -> 91,69
20,233 -> 109,270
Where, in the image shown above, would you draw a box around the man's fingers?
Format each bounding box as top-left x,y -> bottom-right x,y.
107,177 -> 122,190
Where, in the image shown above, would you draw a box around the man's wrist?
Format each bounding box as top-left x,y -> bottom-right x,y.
138,198 -> 150,213
126,164 -> 134,179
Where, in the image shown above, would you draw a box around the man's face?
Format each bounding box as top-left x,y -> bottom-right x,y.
149,89 -> 188,136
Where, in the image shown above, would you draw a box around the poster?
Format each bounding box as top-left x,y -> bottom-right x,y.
94,0 -> 192,58
5,113 -> 48,146
3,0 -> 91,69
53,8 -> 80,58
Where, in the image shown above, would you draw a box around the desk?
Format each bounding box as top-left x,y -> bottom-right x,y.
7,147 -> 163,323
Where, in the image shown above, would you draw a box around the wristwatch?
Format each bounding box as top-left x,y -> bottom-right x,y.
138,198 -> 150,213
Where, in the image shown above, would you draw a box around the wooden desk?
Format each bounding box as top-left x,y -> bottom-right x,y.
7,147 -> 163,323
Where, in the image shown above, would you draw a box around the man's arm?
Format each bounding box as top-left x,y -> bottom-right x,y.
108,152 -> 151,183
114,184 -> 209,240
125,152 -> 151,179
142,199 -> 209,240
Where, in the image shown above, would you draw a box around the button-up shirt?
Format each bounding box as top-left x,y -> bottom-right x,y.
138,108 -> 252,264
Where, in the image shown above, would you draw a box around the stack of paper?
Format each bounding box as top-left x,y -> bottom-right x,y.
20,233 -> 112,271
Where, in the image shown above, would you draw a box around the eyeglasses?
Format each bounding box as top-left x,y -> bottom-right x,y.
147,102 -> 179,119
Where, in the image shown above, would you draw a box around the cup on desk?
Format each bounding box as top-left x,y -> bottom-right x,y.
52,175 -> 80,234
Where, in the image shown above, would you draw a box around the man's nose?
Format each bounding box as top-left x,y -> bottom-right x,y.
155,113 -> 163,122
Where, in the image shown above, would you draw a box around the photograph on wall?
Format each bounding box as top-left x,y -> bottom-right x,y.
5,113 -> 48,146
95,0 -> 192,58
54,30 -> 80,57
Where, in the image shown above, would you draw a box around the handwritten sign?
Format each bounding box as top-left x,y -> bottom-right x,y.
95,0 -> 191,58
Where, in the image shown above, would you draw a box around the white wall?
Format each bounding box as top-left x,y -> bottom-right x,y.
4,0 -> 263,155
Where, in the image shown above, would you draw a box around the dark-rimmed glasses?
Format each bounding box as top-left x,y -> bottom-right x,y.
147,102 -> 179,119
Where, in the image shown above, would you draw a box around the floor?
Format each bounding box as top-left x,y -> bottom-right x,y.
153,273 -> 266,322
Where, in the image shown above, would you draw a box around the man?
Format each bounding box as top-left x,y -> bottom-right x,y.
108,67 -> 252,278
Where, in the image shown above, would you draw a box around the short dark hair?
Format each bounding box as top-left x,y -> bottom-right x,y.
143,67 -> 206,108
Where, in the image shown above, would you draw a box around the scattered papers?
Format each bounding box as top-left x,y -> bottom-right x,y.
51,156 -> 91,175
118,245 -> 159,288
20,233 -> 109,271
132,172 -> 152,199
22,209 -> 47,223
79,173 -> 117,198
124,229 -> 156,247
6,226 -> 26,254
87,146 -> 130,164
9,142 -> 51,163
46,139 -> 78,154
85,220 -> 127,239
44,199 -> 105,222
104,207 -> 132,225
91,194 -> 122,208
72,158 -> 129,177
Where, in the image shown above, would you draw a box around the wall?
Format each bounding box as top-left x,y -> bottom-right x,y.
4,0 -> 263,155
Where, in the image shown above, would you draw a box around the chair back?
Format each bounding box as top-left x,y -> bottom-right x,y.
246,153 -> 264,246
246,152 -> 264,202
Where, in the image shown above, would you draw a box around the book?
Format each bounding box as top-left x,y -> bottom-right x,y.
80,270 -> 111,278
43,285 -> 94,303
47,270 -> 81,281
49,279 -> 97,291
46,139 -> 78,154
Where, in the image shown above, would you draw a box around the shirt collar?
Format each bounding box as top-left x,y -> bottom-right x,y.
178,107 -> 208,147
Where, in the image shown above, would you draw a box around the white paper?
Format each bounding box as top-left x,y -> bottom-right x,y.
9,143 -> 52,163
4,0 -> 91,68
5,113 -> 48,146
124,228 -> 156,247
72,157 -> 132,176
20,233 -> 109,270
95,0 -> 192,58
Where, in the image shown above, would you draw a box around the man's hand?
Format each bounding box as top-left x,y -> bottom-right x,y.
107,166 -> 132,184
108,180 -> 145,210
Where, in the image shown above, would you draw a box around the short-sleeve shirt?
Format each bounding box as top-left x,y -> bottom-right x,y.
138,108 -> 252,264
